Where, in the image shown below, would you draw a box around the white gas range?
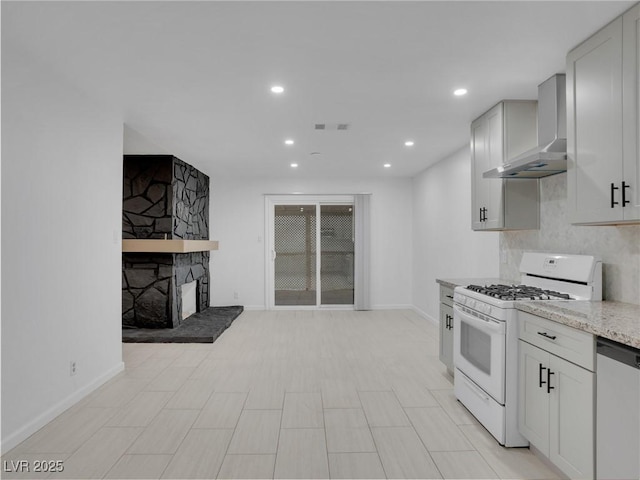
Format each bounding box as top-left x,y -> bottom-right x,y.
452,252 -> 602,447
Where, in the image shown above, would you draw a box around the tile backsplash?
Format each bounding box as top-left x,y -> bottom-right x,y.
500,173 -> 640,305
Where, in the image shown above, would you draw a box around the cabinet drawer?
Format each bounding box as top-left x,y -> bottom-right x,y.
518,311 -> 595,371
440,286 -> 455,307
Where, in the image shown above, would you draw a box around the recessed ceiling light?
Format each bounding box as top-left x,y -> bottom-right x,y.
271,85 -> 285,94
454,88 -> 468,96
290,163 -> 298,168
384,163 -> 391,168
284,139 -> 294,145
404,140 -> 415,147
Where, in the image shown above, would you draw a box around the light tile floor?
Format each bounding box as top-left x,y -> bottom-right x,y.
2,310 -> 561,479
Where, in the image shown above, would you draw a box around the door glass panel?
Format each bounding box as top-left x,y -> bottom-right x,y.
461,322 -> 492,375
320,205 -> 354,305
274,205 -> 316,306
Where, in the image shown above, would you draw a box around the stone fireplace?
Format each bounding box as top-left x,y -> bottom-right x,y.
122,155 -> 212,328
181,280 -> 198,320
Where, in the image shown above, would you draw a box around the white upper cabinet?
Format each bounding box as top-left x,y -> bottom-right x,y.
567,4 -> 640,224
623,3 -> 640,219
470,101 -> 539,231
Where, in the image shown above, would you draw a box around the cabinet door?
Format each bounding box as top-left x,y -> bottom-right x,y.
548,355 -> 594,479
518,340 -> 550,455
471,116 -> 489,230
439,303 -> 454,372
484,105 -> 505,229
567,17 -> 624,224
623,4 -> 640,221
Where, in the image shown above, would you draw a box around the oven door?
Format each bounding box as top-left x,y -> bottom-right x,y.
453,303 -> 506,404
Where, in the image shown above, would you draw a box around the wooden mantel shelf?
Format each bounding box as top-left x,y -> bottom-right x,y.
122,239 -> 219,253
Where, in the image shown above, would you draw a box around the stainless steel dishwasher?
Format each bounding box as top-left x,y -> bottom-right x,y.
596,337 -> 640,479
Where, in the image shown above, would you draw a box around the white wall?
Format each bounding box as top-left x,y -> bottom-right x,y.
412,146 -> 500,322
1,44 -> 124,450
209,176 -> 413,309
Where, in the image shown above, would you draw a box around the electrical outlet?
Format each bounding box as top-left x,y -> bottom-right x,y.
233,291 -> 239,300
70,361 -> 77,376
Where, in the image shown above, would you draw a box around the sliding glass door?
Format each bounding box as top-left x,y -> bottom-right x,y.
319,205 -> 354,305
274,204 -> 317,306
269,197 -> 354,308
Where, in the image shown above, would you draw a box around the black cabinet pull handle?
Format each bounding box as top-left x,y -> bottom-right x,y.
622,181 -> 630,206
611,183 -> 619,208
539,363 -> 547,388
547,369 -> 555,393
445,314 -> 454,330
537,331 -> 557,340
479,207 -> 487,222
446,295 -> 454,299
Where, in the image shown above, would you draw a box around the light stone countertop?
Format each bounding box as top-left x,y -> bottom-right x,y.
515,301 -> 640,349
436,277 -> 517,290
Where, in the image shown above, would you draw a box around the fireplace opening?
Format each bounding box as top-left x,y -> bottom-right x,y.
181,280 -> 198,320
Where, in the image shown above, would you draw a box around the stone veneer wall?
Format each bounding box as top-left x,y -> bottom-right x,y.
123,155 -> 173,239
122,155 -> 211,328
172,158 -> 209,240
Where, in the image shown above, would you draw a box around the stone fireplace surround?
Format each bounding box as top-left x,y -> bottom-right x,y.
122,155 -> 211,328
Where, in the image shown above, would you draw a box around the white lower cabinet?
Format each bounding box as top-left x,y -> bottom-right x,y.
439,285 -> 454,374
518,312 -> 595,479
519,341 -> 550,450
549,354 -> 594,478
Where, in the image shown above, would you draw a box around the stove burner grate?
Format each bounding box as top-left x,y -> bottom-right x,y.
466,284 -> 572,301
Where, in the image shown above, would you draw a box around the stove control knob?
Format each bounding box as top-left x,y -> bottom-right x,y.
468,299 -> 476,309
485,305 -> 492,315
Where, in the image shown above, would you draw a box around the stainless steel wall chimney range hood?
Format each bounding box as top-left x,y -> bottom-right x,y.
484,74 -> 567,179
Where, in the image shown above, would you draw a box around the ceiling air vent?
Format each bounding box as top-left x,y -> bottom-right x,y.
314,123 -> 350,131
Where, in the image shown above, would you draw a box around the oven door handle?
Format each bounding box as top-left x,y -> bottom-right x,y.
453,304 -> 503,334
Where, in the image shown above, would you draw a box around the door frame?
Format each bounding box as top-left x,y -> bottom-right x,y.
264,194 -> 354,310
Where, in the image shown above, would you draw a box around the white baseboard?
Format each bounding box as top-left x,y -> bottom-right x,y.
370,304 -> 413,310
412,305 -> 439,326
1,362 -> 125,453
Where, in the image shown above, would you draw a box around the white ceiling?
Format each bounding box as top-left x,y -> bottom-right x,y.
3,1 -> 634,179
